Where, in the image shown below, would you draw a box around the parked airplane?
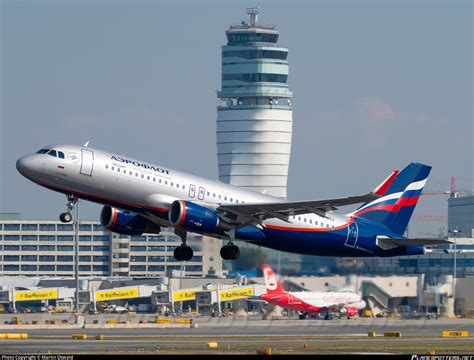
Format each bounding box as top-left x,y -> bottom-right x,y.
16,144 -> 450,261
260,264 -> 366,318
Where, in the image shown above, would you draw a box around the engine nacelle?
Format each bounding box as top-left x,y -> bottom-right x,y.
100,206 -> 161,236
169,200 -> 230,234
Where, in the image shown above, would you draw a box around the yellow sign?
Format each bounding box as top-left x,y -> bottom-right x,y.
219,287 -> 254,302
173,290 -> 197,302
96,288 -> 139,301
15,289 -> 58,301
442,331 -> 469,337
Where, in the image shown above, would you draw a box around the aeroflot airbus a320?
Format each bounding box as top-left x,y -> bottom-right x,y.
16,144 -> 449,261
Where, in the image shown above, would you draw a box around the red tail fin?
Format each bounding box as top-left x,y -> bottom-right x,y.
262,264 -> 285,294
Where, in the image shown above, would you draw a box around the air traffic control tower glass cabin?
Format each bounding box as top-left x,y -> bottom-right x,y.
217,8 -> 293,199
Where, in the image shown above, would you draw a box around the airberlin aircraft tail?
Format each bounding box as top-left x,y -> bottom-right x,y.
262,263 -> 286,295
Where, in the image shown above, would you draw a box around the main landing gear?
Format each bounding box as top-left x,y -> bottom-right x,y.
173,228 -> 193,262
59,194 -> 77,223
220,227 -> 240,260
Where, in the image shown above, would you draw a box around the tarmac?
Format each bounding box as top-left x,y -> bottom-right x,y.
0,315 -> 473,354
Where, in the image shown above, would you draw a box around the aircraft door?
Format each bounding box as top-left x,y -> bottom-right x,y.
344,221 -> 359,248
189,184 -> 196,198
198,187 -> 205,200
80,149 -> 94,176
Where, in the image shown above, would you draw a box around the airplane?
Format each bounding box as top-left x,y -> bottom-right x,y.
16,143 -> 450,261
260,263 -> 366,319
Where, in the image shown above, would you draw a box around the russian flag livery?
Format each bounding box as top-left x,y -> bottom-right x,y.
18,144 -> 451,261
353,162 -> 431,235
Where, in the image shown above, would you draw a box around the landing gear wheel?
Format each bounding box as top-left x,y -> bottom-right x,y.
59,212 -> 72,223
173,245 -> 193,261
220,244 -> 240,260
60,194 -> 77,223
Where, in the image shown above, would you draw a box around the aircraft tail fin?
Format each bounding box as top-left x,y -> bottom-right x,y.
353,162 -> 431,235
262,264 -> 285,294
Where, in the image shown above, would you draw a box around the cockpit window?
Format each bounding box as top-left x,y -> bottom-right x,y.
36,149 -> 49,154
47,150 -> 57,157
58,151 -> 65,159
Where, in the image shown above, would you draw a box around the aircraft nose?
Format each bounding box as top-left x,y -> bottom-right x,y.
16,155 -> 36,177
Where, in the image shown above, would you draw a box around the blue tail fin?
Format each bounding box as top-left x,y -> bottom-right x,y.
353,162 -> 431,235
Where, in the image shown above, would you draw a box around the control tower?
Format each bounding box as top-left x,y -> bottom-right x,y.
217,8 -> 293,199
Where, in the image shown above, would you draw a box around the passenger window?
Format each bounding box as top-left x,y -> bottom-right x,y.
159,179 -> 162,183
117,168 -> 120,172
224,196 -> 228,201
153,178 -> 156,182
129,171 -> 132,175
141,174 -> 144,178
213,193 -> 216,198
147,176 -> 150,180
105,165 -> 108,169
182,185 -> 185,189
170,182 -> 173,186
111,166 -> 115,171
135,173 -> 138,177
176,184 -> 179,188
123,169 -> 126,174
48,150 -> 57,157
58,151 -> 65,159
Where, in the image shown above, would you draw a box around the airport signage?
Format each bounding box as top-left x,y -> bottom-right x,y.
15,289 -> 58,301
173,290 -> 197,302
219,287 -> 254,302
96,288 -> 139,301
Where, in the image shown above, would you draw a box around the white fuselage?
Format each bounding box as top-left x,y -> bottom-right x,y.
17,144 -> 349,233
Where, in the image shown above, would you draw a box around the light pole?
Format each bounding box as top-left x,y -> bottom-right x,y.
75,200 -> 80,313
451,229 -> 460,312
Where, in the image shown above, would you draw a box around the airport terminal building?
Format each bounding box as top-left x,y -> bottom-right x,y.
448,195 -> 474,237
0,214 -> 222,278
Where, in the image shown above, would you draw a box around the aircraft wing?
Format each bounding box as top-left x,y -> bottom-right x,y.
217,192 -> 380,224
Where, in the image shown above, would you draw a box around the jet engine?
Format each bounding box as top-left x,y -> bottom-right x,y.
168,200 -> 231,234
100,206 -> 161,236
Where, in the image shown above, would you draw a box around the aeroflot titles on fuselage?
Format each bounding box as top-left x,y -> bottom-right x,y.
111,156 -> 170,175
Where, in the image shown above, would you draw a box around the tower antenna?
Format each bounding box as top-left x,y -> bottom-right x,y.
247,7 -> 259,27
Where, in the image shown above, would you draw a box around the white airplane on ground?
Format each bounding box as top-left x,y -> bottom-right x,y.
16,144 -> 449,261
260,264 -> 366,319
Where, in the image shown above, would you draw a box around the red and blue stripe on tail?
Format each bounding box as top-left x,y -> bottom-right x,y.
353,162 -> 431,235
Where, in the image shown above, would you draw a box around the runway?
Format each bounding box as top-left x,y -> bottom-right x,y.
0,317 -> 472,354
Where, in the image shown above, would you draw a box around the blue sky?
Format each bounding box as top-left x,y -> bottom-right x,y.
1,0 -> 472,236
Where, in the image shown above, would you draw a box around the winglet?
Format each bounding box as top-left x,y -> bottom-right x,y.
83,141 -> 90,147
372,170 -> 399,196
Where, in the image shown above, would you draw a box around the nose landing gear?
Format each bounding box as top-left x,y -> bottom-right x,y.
173,228 -> 193,261
59,194 -> 78,223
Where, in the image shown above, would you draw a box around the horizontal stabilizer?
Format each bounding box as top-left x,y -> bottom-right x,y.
382,238 -> 453,247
